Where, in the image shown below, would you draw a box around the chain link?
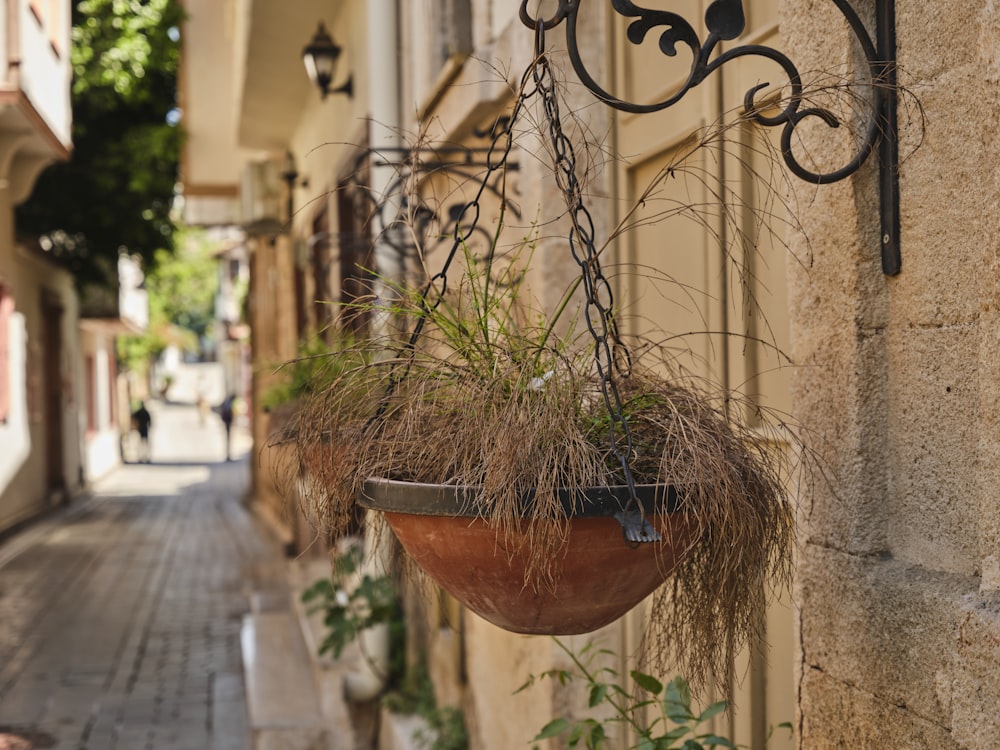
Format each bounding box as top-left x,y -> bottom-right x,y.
529,33 -> 658,544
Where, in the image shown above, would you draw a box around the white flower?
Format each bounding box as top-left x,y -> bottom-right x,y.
529,369 -> 555,390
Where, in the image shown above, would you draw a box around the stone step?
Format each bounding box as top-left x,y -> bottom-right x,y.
378,708 -> 430,750
288,558 -> 364,748
241,611 -> 330,750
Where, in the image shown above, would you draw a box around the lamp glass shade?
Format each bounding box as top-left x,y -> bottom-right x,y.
302,22 -> 341,95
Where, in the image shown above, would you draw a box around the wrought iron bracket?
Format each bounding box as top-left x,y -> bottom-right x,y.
339,134 -> 521,276
520,0 -> 900,275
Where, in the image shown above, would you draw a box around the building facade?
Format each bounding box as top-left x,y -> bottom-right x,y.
180,1 -> 1000,748
0,0 -> 79,532
0,0 -> 146,536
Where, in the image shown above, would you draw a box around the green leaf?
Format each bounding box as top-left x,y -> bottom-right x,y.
637,737 -> 656,750
534,718 -> 570,740
588,684 -> 609,708
607,682 -> 630,697
665,703 -> 695,724
513,676 -> 535,695
301,579 -> 333,603
569,720 -> 606,748
697,701 -> 727,723
631,670 -> 664,696
662,726 -> 691,742
664,677 -> 694,722
770,721 -> 794,738
587,720 -> 606,748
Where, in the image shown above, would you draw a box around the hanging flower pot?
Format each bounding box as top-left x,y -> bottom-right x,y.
359,479 -> 697,635
288,233 -> 792,684
285,48 -> 794,686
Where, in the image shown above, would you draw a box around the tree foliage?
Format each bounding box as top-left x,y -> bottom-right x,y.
117,227 -> 219,372
148,229 -> 218,340
16,0 -> 184,285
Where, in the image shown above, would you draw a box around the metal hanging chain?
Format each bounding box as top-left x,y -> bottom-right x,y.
530,24 -> 659,544
375,26 -> 660,544
375,76 -> 530,413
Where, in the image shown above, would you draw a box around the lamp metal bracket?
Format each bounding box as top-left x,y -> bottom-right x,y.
519,0 -> 900,275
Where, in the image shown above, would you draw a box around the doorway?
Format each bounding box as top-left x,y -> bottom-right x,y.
41,293 -> 65,497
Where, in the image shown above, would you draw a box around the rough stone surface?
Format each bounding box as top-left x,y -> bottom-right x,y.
799,669 -> 962,750
792,327 -> 890,556
799,547 -> 972,727
976,312 -> 1000,591
886,324 -> 980,575
951,600 -> 1000,749
786,0 -> 1000,746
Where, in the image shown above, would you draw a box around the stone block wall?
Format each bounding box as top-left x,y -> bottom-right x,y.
784,1 -> 1000,746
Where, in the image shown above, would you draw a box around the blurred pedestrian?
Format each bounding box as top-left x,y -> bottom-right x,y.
196,379 -> 209,425
131,401 -> 152,462
219,393 -> 235,461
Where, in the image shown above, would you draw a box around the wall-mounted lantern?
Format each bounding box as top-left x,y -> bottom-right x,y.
281,151 -> 299,223
302,22 -> 354,99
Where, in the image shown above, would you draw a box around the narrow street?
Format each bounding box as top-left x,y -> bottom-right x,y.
0,401 -> 288,750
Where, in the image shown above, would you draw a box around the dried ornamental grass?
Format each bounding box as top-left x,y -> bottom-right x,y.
280,66 -> 799,690
287,305 -> 792,689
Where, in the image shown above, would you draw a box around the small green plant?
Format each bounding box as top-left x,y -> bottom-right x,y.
417,704 -> 469,750
384,661 -> 469,750
262,333 -> 364,411
519,639 -> 781,750
301,546 -> 402,669
304,548 -> 472,748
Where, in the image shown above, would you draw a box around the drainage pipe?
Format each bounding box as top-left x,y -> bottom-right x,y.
343,0 -> 401,703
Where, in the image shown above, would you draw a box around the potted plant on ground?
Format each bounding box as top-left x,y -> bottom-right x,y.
285,53 -> 794,690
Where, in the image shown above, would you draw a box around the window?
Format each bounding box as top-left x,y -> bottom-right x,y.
406,0 -> 473,112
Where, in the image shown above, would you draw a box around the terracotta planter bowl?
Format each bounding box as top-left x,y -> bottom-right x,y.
359,479 -> 697,635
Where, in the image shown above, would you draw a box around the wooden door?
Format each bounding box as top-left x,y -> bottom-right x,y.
611,3 -> 794,747
41,294 -> 65,495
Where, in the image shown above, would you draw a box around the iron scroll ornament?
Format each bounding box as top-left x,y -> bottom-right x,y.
519,0 -> 901,275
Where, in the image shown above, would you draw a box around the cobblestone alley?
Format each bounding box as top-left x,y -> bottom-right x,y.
0,401 -> 288,749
